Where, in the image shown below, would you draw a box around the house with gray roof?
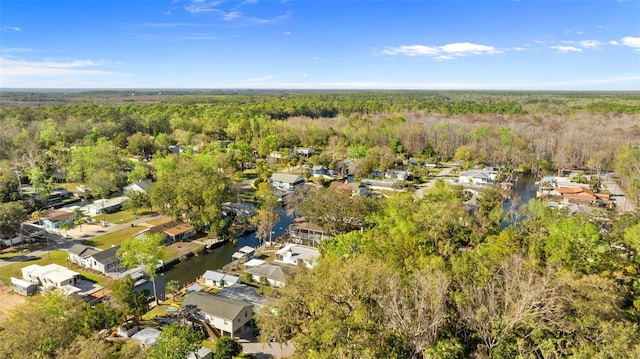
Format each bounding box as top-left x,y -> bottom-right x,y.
269,173 -> 304,192
182,291 -> 253,337
68,244 -> 100,268
86,245 -> 121,274
123,179 -> 153,194
244,262 -> 291,288
202,270 -> 239,288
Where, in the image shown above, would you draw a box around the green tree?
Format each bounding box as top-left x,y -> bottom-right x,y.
214,337 -> 243,359
165,280 -> 181,302
0,201 -> 26,239
118,233 -> 165,305
111,275 -> 148,320
123,190 -> 151,215
145,323 -> 205,359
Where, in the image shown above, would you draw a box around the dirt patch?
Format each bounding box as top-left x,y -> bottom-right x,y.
0,283 -> 26,324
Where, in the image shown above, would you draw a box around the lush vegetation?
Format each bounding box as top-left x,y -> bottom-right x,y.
0,90 -> 638,358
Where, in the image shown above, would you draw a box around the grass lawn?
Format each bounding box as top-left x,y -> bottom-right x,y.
83,225 -> 144,249
145,216 -> 174,226
0,250 -> 68,281
99,208 -> 154,224
142,296 -> 185,320
162,242 -> 204,261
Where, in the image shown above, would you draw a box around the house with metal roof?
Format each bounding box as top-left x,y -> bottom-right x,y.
202,270 -> 239,288
275,243 -> 320,268
123,179 -> 153,194
68,244 -> 100,268
269,173 -> 305,192
86,196 -> 129,215
86,245 -> 121,274
244,262 -> 291,288
182,291 -> 253,337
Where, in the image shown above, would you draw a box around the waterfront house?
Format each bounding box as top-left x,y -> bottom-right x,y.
555,186 -> 609,205
202,270 -> 239,288
269,173 -> 305,192
458,170 -> 498,185
87,245 -> 121,273
182,291 -> 254,338
275,243 -> 320,269
244,263 -> 290,288
139,220 -> 196,243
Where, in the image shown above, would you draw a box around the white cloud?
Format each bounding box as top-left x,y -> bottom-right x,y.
610,40 -> 620,46
383,42 -> 500,59
283,31 -> 291,35
622,36 -> 640,49
0,56 -> 121,77
2,26 -> 21,32
185,0 -> 222,14
223,11 -> 241,21
245,75 -> 274,82
550,45 -> 582,53
1,47 -> 37,54
577,40 -> 601,48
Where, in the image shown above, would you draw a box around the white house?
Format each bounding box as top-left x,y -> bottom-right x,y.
21,264 -> 80,289
86,196 -> 129,215
182,291 -> 254,337
296,147 -> 314,157
458,170 -> 498,185
244,263 -> 290,288
68,244 -> 100,267
123,179 -> 153,194
269,173 -> 305,192
202,270 -> 239,288
87,245 -> 121,274
275,243 -> 320,268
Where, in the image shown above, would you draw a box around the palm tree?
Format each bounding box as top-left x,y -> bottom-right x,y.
59,221 -> 73,238
72,208 -> 85,231
165,280 -> 181,302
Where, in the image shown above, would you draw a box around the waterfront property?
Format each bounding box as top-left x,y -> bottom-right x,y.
275,243 -> 319,269
138,220 -> 196,243
458,170 -> 498,185
68,244 -> 121,274
202,270 -> 239,288
68,244 -> 100,267
244,262 -> 290,288
182,291 -> 254,338
269,173 -> 305,192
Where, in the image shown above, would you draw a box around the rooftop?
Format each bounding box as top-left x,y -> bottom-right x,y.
90,245 -> 121,265
245,263 -> 291,283
183,291 -> 253,321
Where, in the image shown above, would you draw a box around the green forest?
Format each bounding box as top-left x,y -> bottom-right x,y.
0,90 -> 639,358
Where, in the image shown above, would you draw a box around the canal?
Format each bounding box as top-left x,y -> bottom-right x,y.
502,173 -> 538,226
138,208 -> 293,299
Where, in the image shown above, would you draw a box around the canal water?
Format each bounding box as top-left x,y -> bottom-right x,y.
138,208 -> 293,299
502,173 -> 538,226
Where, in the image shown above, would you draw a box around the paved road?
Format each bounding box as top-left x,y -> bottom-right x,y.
0,215 -> 159,268
601,173 -> 636,213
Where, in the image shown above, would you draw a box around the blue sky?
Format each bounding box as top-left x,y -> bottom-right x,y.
1,0 -> 639,90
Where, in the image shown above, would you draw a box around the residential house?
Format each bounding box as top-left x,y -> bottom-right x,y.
458,170 -> 498,185
296,147 -> 313,157
202,270 -> 239,288
139,220 -> 196,243
21,263 -> 80,289
68,244 -> 100,267
86,196 -> 128,215
231,246 -> 256,262
555,186 -> 609,205
39,210 -> 74,230
287,219 -> 332,248
267,151 -> 286,165
269,173 -> 305,192
182,291 -> 254,337
308,165 -> 330,178
87,245 -> 121,274
244,263 -> 290,288
123,179 -> 153,194
275,243 -> 320,269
